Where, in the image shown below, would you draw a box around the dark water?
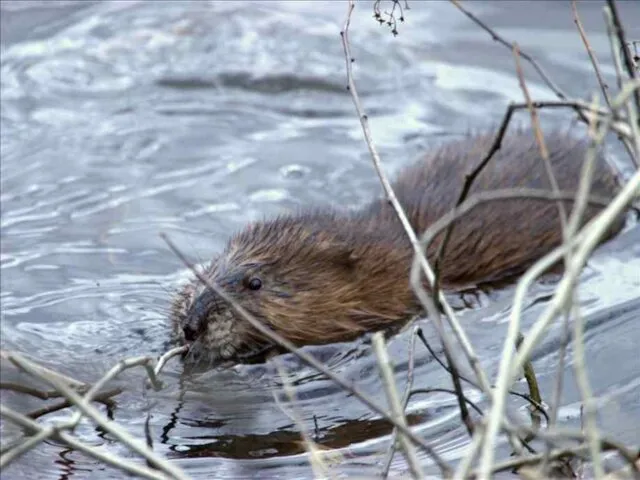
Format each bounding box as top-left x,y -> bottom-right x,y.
1,1 -> 639,478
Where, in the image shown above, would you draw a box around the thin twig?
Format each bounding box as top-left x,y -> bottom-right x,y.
572,0 -> 612,107
516,333 -> 544,449
512,48 -> 579,438
26,388 -> 122,420
145,346 -> 187,389
604,7 -> 640,168
415,329 -> 548,424
415,327 -> 539,462
341,0 -> 492,405
475,443 -> 629,478
542,93 -> 604,476
0,426 -> 59,469
515,425 -> 640,470
1,350 -> 86,389
408,388 -> 483,417
0,383 -> 66,400
564,94 -> 609,479
416,329 -> 473,437
418,188 -> 612,265
478,172 -> 638,477
606,0 -> 640,113
448,0 -> 567,100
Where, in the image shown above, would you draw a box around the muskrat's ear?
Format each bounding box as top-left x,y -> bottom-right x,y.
332,248 -> 360,269
316,240 -> 359,269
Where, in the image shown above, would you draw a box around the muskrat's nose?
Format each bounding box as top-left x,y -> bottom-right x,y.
183,307 -> 205,342
183,289 -> 214,342
182,316 -> 201,342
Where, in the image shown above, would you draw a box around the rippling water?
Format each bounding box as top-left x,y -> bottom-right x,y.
1,1 -> 639,478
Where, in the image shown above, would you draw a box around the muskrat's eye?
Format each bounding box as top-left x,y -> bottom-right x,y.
245,277 -> 262,291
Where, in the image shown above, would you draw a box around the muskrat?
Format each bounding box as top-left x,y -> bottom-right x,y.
170,129 -> 624,367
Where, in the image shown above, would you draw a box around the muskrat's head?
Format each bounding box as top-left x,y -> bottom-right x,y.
170,212 -> 415,368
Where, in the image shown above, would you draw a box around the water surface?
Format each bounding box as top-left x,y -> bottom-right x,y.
1,1 -> 639,478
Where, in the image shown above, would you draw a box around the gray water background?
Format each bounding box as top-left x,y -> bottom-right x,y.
1,1 -> 639,478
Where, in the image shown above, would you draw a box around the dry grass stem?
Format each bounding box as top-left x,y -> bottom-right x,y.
511,152 -> 639,375
381,326 -> 421,477
418,188 -> 613,261
512,42 -> 569,233
475,68 -> 639,478
1,349 -> 86,389
0,405 -> 173,480
1,350 -> 188,479
542,93 -> 603,476
503,169 -> 638,466
273,360 -> 336,479
372,332 -> 423,478
477,170 -> 639,478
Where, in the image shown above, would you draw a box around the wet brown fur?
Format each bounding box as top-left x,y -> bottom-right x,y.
170,129 -> 624,366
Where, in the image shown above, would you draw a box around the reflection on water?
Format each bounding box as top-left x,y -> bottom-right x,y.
1,1 -> 639,478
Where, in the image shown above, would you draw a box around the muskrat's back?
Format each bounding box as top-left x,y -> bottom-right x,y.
364,130 -> 623,286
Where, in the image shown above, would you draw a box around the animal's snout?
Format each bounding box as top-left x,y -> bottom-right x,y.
182,314 -> 202,342
183,288 -> 215,342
